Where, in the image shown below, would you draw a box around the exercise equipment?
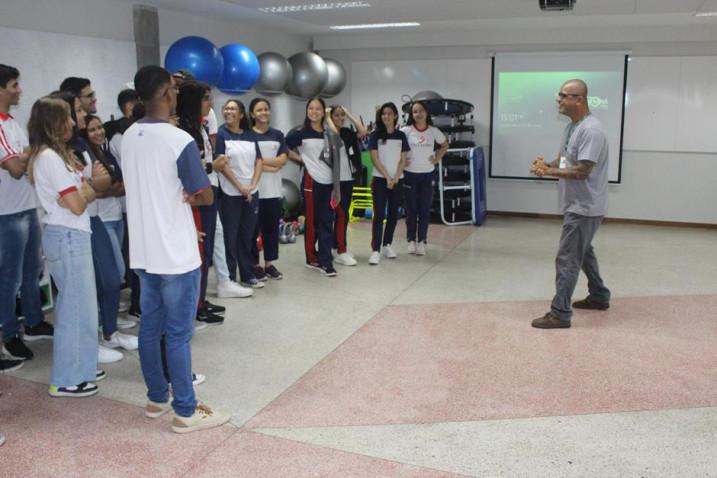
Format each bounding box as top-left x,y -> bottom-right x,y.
217,43 -> 260,94
255,52 -> 292,95
165,36 -> 224,86
285,52 -> 328,99
281,178 -> 301,217
320,58 -> 347,98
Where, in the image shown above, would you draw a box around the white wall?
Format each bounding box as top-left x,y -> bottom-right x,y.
316,28 -> 717,224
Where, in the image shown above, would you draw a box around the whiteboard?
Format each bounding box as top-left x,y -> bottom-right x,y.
349,59 -> 492,146
624,56 -> 717,153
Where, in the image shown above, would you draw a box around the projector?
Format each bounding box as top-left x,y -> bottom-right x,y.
539,0 -> 576,11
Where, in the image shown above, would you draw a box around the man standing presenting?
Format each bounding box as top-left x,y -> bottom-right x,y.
530,79 -> 611,329
0,64 -> 54,362
122,65 -> 229,432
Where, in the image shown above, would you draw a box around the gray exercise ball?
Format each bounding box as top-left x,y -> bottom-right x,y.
319,58 -> 347,98
255,52 -> 292,95
285,52 -> 328,99
412,90 -> 443,101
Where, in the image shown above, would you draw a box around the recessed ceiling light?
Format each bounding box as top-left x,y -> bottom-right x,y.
695,11 -> 717,17
330,22 -> 421,30
259,2 -> 371,13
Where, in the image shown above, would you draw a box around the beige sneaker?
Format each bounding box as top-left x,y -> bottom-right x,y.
172,404 -> 231,434
145,400 -> 172,419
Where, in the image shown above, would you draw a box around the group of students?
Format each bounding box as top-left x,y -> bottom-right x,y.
0,61 -> 452,439
288,97 -> 449,275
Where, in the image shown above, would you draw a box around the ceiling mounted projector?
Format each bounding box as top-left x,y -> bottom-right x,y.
539,0 -> 576,11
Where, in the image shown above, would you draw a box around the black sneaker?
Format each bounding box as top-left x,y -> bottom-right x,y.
196,309 -> 224,325
203,300 -> 226,315
321,265 -> 337,277
23,321 -> 54,341
252,265 -> 268,282
3,336 -> 33,360
48,381 -> 98,398
0,357 -> 24,373
128,306 -> 142,320
96,370 -> 107,381
305,261 -> 322,271
264,265 -> 283,280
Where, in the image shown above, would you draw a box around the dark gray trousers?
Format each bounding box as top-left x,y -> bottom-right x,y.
551,212 -> 610,321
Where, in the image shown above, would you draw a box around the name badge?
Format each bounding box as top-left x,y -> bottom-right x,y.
559,156 -> 567,169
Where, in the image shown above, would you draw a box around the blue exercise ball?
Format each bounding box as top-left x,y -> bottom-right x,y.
165,36 -> 224,86
217,43 -> 260,94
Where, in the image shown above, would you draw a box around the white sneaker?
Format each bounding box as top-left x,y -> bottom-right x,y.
118,301 -> 130,313
192,373 -> 206,386
407,241 -> 417,255
368,251 -> 381,265
116,317 -> 136,330
334,252 -> 357,266
172,403 -> 231,434
383,244 -> 397,259
217,281 -> 254,298
98,344 -> 124,363
145,400 -> 172,419
416,242 -> 427,256
195,321 -> 208,331
102,331 -> 139,351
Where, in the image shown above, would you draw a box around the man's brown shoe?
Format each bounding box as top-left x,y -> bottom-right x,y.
532,312 -> 571,329
572,297 -> 609,310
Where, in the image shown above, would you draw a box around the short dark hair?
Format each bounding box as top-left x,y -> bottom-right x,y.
0,64 -> 20,89
134,66 -> 171,102
59,77 -> 91,95
117,89 -> 140,111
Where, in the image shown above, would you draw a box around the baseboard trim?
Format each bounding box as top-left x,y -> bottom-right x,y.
486,211 -> 717,229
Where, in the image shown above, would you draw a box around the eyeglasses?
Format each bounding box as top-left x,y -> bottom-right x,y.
557,92 -> 584,100
81,91 -> 97,99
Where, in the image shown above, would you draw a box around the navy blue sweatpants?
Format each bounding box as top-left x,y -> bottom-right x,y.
252,197 -> 282,264
403,171 -> 434,243
371,176 -> 402,252
221,192 -> 259,283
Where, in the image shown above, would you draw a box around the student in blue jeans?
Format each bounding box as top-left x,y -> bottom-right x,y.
28,95 -> 108,397
122,66 -> 230,433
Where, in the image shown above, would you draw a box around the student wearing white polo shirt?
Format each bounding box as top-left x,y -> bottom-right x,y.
401,101 -> 448,256
27,96 -> 108,397
367,102 -> 410,266
122,66 -> 229,433
286,97 -> 338,277
249,97 -> 288,281
215,99 -> 264,289
0,64 -> 54,366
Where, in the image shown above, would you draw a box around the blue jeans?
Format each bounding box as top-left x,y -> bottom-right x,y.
43,225 -> 98,387
137,267 -> 200,417
213,209 -> 230,284
102,219 -> 125,280
90,216 -> 121,337
403,171 -> 434,243
0,209 -> 44,342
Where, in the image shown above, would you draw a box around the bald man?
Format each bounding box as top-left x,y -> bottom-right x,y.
530,79 -> 611,329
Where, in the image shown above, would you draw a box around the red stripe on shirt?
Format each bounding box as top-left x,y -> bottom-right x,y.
59,186 -> 78,197
185,185 -> 211,198
0,125 -> 18,159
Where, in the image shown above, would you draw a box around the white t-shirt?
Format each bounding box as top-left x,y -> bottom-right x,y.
286,127 -> 332,185
33,148 -> 90,232
215,126 -> 261,196
0,113 -> 37,215
367,130 -> 411,179
121,119 -> 211,275
401,125 -> 447,174
254,128 -> 289,199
